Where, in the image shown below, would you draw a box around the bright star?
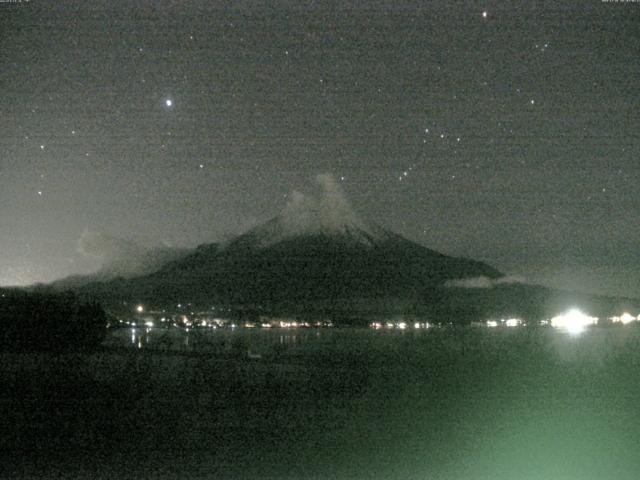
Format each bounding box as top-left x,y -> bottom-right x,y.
165,99 -> 173,107
482,11 -> 488,18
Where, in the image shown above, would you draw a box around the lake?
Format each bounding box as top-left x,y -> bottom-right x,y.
3,325 -> 640,479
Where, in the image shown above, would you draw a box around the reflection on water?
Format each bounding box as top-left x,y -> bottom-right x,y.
110,325 -> 317,357
10,323 -> 640,480
106,323 -> 640,372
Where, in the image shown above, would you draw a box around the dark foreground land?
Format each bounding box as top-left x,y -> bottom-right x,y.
2,327 -> 640,479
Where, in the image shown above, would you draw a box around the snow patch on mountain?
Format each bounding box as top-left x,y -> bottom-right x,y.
246,174 -> 389,248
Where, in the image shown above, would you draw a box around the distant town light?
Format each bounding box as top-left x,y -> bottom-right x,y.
611,312 -> 636,325
486,320 -> 498,328
136,305 -> 144,313
550,308 -> 598,334
505,318 -> 522,327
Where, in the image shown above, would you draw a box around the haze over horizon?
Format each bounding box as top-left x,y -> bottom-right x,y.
2,1 -> 639,298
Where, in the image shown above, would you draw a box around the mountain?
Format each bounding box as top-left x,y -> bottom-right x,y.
47,175 -> 638,322
66,175 -> 502,312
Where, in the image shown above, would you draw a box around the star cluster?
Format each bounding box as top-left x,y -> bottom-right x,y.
1,1 -> 639,296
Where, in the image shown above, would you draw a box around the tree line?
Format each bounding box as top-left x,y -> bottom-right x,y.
0,289 -> 107,352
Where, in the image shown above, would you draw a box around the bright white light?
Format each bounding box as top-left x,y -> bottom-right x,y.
145,320 -> 154,327
136,305 -> 144,313
550,308 -> 598,334
505,318 -> 522,327
397,322 -> 407,330
165,99 -> 173,107
611,312 -> 636,325
482,11 -> 488,18
486,320 -> 498,328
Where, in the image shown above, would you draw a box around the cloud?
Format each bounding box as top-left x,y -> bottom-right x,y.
445,275 -> 526,289
77,229 -> 190,278
278,173 -> 371,236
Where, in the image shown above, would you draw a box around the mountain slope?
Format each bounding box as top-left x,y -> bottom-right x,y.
30,175 -> 640,321
70,217 -> 501,310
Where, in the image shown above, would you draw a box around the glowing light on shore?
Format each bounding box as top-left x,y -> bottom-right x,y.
611,312 -> 636,325
486,320 -> 498,328
135,305 -> 144,313
550,308 -> 598,334
505,318 -> 522,327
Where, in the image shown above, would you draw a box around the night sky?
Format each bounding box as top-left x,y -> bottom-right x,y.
1,1 -> 638,297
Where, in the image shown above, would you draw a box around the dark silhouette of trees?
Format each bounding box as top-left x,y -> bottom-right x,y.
0,290 -> 107,352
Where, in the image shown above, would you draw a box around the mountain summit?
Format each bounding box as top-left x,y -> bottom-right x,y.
69,175 -> 502,309
236,174 -> 388,249
44,175 -> 639,321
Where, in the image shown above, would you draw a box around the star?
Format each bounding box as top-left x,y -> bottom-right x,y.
482,11 -> 488,18
165,99 -> 173,107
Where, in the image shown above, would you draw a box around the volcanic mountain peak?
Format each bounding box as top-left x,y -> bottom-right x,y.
235,174 -> 389,249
